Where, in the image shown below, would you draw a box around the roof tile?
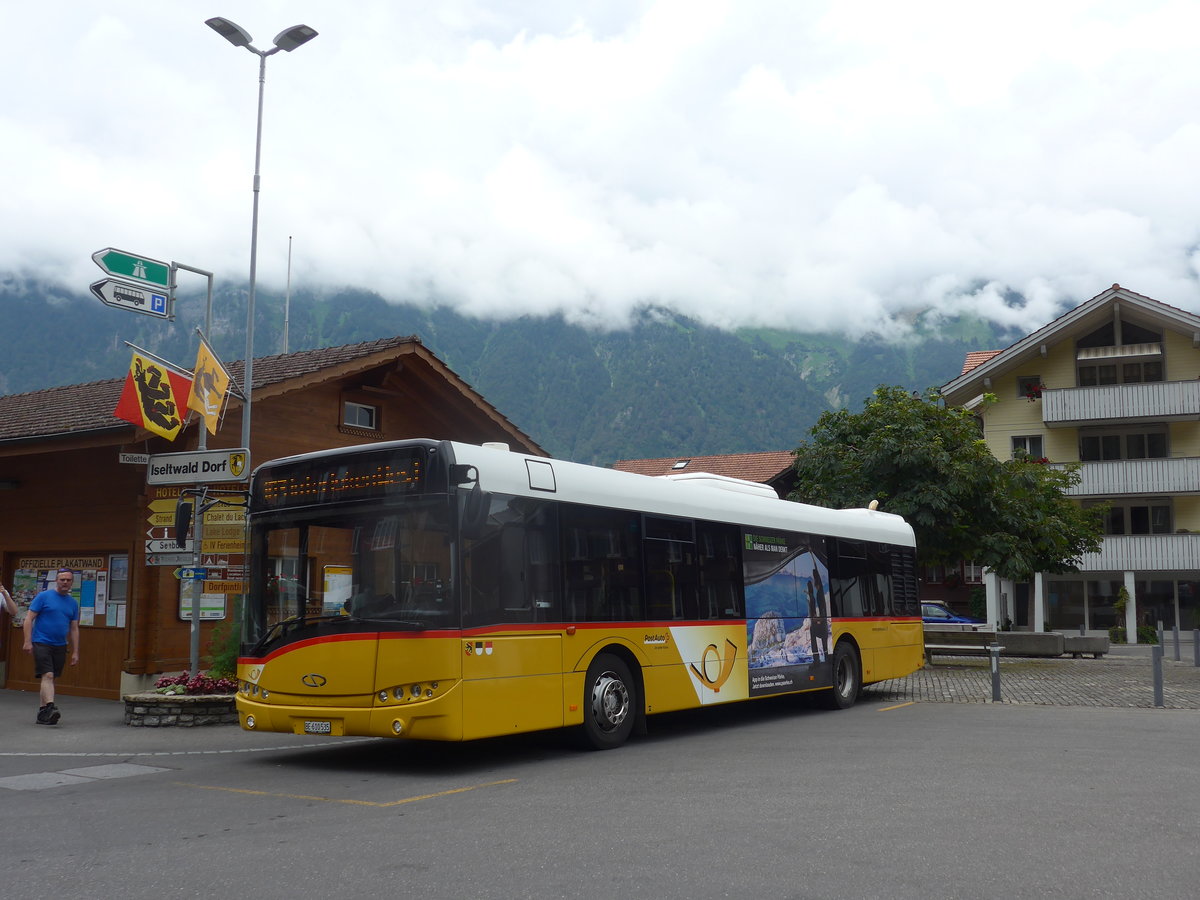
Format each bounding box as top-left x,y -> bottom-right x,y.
612,450 -> 795,484
0,336 -> 423,444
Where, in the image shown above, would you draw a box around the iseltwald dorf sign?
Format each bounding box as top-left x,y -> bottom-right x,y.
146,449 -> 250,485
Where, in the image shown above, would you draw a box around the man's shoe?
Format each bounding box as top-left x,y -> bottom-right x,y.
45,705 -> 61,725
36,705 -> 50,724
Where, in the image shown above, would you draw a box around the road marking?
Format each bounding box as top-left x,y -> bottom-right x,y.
176,777 -> 518,807
0,763 -> 170,792
0,739 -> 375,759
878,701 -> 916,711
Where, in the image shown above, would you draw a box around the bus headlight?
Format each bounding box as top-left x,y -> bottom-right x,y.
392,719 -> 404,735
393,687 -> 404,700
245,715 -> 256,729
379,691 -> 389,703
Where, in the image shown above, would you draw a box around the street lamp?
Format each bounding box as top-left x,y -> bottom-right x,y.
205,17 -> 318,452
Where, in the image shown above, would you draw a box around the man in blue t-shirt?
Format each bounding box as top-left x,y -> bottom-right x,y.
22,568 -> 80,725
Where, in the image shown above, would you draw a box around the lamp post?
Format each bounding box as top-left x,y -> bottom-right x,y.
205,17 -> 318,451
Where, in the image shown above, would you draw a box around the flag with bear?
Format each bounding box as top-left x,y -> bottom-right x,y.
186,335 -> 232,436
113,345 -> 194,441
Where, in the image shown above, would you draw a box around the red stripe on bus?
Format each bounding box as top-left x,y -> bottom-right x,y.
238,614 -> 923,664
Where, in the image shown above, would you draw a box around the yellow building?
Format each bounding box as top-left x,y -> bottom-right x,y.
941,284 -> 1200,640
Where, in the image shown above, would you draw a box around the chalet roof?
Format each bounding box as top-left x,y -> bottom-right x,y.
0,335 -> 544,454
612,450 -> 796,485
941,284 -> 1200,401
961,350 -> 1001,374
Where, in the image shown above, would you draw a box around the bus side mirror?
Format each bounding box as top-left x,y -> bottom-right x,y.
174,500 -> 193,548
461,481 -> 490,539
450,464 -> 477,486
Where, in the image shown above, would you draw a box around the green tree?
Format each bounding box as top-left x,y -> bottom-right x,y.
788,386 -> 1103,580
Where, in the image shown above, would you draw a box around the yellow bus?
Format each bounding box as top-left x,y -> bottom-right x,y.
236,439 -> 923,749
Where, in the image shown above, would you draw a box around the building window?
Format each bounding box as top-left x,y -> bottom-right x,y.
1012,435 -> 1044,459
342,401 -> 379,430
1079,360 -> 1163,386
1017,376 -> 1043,399
1080,426 -> 1168,462
924,565 -> 944,584
1087,499 -> 1172,535
963,562 -> 984,584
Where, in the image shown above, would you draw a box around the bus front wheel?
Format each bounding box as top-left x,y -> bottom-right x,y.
580,653 -> 637,750
822,641 -> 861,710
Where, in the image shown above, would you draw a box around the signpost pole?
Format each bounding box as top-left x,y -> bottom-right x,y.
190,492 -> 205,676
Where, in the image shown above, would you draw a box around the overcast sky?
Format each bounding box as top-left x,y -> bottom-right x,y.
5,1 -> 1200,337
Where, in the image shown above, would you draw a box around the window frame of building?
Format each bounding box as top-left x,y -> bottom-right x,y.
1085,498 -> 1173,536
1079,424 -> 1168,462
341,400 -> 380,432
1017,375 -> 1043,399
1012,434 -> 1044,460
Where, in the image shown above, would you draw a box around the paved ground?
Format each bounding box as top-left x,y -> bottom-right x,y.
868,642 -> 1200,708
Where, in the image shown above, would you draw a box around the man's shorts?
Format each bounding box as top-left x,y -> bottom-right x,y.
33,643 -> 67,678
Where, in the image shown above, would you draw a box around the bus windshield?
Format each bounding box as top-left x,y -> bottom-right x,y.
244,497 -> 455,647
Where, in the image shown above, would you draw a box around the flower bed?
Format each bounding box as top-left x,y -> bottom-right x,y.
122,670 -> 240,727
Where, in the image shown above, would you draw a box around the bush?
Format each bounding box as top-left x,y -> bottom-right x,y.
205,612 -> 241,679
1108,626 -> 1160,645
154,670 -> 238,695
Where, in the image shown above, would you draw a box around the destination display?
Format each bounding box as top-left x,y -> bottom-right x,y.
254,448 -> 427,509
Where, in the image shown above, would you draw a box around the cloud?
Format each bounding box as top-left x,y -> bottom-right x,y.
3,0 -> 1200,337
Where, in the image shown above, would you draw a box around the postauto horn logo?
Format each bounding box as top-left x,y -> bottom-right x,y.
301,673 -> 328,688
689,639 -> 738,693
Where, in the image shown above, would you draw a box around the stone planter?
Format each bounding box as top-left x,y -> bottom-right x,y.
123,692 -> 239,727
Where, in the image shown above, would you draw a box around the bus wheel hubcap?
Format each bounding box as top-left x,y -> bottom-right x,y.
591,672 -> 629,732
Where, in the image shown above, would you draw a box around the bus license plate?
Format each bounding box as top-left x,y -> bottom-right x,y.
303,720 -> 332,734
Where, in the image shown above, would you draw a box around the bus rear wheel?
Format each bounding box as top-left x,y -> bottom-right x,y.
580,653 -> 637,750
822,641 -> 861,710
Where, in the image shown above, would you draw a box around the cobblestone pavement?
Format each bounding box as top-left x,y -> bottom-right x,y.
863,647 -> 1200,709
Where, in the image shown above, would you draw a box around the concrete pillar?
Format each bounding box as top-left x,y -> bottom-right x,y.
1124,571 -> 1137,644
1033,572 -> 1046,632
985,571 -> 1000,629
1000,577 -> 1015,628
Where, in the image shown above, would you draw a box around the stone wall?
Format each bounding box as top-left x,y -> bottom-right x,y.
123,692 -> 238,727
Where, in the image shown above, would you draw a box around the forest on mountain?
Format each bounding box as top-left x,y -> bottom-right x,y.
0,276 -> 1019,465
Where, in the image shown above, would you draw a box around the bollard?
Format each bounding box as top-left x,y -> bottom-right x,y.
1152,645 -> 1165,708
1174,625 -> 1181,662
1157,620 -> 1164,647
1194,629 -> 1199,668
989,643 -> 1002,702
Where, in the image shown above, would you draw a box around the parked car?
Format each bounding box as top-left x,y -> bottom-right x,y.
921,601 -> 985,627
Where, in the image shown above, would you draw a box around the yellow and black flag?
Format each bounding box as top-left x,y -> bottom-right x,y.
186,337 -> 232,436
113,348 -> 194,441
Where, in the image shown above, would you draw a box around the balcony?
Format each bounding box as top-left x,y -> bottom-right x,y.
1077,533 -> 1200,573
1060,457 -> 1200,498
1041,381 -> 1200,426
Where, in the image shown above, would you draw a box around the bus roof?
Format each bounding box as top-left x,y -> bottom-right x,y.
446,441 -> 915,548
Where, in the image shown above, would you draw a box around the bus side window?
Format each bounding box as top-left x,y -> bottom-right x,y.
697,522 -> 743,618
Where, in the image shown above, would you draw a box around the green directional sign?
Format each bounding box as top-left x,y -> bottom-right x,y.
92,248 -> 171,289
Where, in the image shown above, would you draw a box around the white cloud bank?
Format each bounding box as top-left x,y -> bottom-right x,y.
3,0 -> 1200,337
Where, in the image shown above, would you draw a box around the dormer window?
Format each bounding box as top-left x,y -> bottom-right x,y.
672,460 -> 690,470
